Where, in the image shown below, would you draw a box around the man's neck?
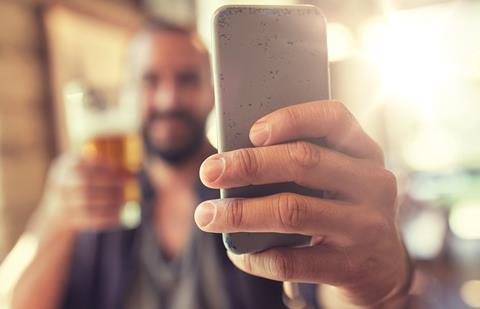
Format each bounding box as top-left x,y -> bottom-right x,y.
145,141 -> 216,192
145,141 -> 216,260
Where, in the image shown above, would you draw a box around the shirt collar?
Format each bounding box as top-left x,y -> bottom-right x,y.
138,169 -> 220,219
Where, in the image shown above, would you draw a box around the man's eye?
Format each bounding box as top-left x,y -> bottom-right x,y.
142,72 -> 159,87
177,71 -> 200,87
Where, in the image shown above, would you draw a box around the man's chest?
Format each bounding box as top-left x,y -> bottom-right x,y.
153,190 -> 198,259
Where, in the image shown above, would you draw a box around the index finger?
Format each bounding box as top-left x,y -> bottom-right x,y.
249,100 -> 384,164
194,193 -> 355,237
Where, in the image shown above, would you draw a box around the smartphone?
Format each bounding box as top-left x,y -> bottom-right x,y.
212,5 -> 330,254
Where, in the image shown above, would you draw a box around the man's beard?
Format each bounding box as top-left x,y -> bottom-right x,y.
142,110 -> 205,165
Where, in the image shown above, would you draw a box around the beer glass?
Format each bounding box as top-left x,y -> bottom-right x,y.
63,81 -> 142,228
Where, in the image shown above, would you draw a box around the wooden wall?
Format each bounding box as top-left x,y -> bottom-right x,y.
0,0 -> 142,259
0,0 -> 54,259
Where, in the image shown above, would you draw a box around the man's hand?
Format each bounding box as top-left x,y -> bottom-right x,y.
38,155 -> 125,233
195,101 -> 411,307
0,155 -> 126,309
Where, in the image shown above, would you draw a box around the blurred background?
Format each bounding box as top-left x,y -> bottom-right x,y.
0,0 -> 478,308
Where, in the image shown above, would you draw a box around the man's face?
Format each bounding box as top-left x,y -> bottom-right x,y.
138,31 -> 213,164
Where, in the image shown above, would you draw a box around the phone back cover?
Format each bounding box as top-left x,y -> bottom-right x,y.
212,5 -> 330,253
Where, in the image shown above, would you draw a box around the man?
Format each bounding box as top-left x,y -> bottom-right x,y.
0,21 -> 412,308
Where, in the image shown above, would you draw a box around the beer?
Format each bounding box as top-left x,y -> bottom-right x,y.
82,133 -> 142,175
63,81 -> 142,227
82,133 -> 142,203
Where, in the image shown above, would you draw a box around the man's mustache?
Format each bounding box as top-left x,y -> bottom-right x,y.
145,110 -> 197,126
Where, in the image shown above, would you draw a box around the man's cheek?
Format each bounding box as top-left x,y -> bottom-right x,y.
140,101 -> 154,123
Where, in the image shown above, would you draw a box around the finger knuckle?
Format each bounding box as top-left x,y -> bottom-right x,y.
326,100 -> 346,123
330,100 -> 349,120
362,211 -> 391,244
225,198 -> 245,229
377,169 -> 398,205
372,142 -> 385,163
268,252 -> 294,281
287,141 -> 319,170
329,101 -> 356,131
276,193 -> 307,231
283,106 -> 300,127
241,254 -> 254,274
337,247 -> 368,284
235,148 -> 260,178
345,255 -> 378,284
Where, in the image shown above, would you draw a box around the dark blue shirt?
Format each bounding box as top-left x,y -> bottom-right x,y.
61,172 -> 317,309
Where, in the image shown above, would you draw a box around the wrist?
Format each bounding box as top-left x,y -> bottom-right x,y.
381,247 -> 415,305
28,203 -> 79,241
372,246 -> 415,309
319,285 -> 412,309
319,254 -> 414,309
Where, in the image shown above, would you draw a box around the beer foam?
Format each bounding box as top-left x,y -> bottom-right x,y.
64,90 -> 140,152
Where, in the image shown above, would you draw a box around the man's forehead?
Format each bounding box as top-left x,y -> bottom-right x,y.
142,31 -> 207,69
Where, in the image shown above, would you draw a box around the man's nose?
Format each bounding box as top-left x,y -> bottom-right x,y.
152,81 -> 181,109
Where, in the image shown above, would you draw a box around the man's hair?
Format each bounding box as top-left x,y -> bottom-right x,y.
140,19 -> 207,56
126,18 -> 210,83
142,18 -> 195,36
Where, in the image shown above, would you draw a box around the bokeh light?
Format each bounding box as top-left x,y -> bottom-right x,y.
461,280 -> 480,308
450,199 -> 480,240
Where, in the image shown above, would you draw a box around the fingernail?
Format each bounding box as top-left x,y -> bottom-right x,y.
201,156 -> 225,183
250,120 -> 271,146
195,202 -> 216,227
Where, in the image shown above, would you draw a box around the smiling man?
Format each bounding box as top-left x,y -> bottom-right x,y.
0,21 -> 412,309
